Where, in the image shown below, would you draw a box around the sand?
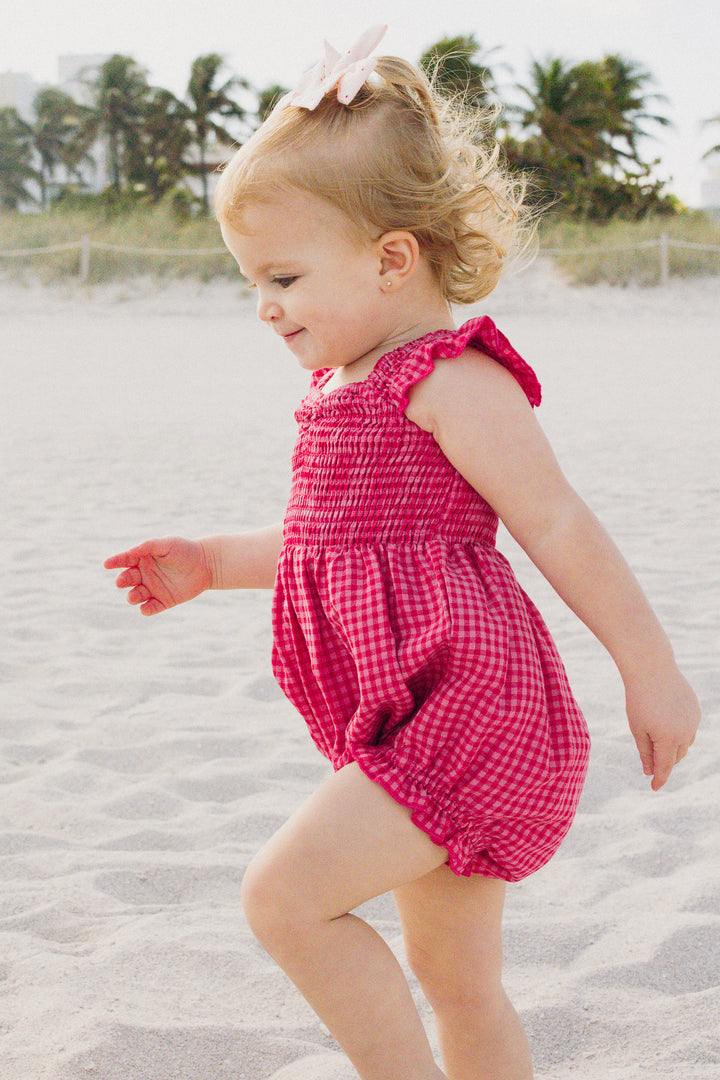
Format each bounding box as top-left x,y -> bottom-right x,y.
1,262 -> 718,1079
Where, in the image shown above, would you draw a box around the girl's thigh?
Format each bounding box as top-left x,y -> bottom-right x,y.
393,866 -> 507,992
242,762 -> 449,920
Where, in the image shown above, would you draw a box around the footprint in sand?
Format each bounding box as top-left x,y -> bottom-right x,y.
267,1052 -> 357,1079
243,674 -> 285,702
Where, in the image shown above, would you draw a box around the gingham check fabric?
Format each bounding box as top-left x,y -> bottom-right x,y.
272,318 -> 590,880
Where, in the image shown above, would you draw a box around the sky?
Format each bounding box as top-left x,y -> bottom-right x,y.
3,0 -> 719,206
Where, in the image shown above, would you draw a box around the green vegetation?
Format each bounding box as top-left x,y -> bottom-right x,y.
502,53 -> 676,221
539,213 -> 720,286
1,39 -> 719,285
419,34 -> 505,110
0,201 -> 233,283
0,52 -> 267,214
2,202 -> 717,286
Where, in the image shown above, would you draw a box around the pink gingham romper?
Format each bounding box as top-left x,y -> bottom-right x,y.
272,317 -> 590,880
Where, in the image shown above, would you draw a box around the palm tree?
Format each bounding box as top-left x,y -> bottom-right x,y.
31,87 -> 94,205
256,84 -> 288,125
512,54 -> 672,218
86,54 -> 151,194
596,54 -> 670,170
132,86 -> 190,201
517,56 -> 610,178
184,54 -> 247,210
702,114 -> 720,160
419,34 -> 504,108
0,107 -> 37,209
60,101 -> 100,192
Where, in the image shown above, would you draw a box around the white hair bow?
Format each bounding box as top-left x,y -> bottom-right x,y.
278,24 -> 388,111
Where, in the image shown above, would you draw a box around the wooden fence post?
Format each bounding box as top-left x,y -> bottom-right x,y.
659,231 -> 670,286
79,235 -> 90,283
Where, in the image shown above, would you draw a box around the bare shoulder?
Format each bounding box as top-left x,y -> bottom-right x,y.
403,346 -> 570,541
405,346 -> 532,435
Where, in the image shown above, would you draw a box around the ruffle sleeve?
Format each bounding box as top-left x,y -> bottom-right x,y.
378,316 -> 542,413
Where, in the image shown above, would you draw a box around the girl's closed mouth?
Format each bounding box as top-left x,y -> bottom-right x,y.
283,329 -> 304,340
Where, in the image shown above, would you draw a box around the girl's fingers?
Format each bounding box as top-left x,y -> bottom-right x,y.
115,568 -> 141,589
104,541 -> 163,570
139,596 -> 165,616
650,740 -> 683,791
104,551 -> 136,569
633,729 -> 690,789
633,732 -> 654,776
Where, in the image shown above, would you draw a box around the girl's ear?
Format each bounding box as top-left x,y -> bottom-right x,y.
376,231 -> 419,291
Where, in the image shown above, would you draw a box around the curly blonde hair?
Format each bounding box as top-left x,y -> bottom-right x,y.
214,57 -> 533,303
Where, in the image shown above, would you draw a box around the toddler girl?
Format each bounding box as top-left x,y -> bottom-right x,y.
105,27 -> 700,1080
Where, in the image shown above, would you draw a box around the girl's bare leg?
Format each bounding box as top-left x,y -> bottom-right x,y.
240,763 -> 449,1080
394,868 -> 533,1080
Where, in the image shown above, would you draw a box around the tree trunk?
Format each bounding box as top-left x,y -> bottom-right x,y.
199,136 -> 209,212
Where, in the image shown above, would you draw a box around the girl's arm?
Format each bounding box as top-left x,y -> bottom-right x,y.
105,524 -> 284,615
407,352 -> 701,790
200,524 -> 285,590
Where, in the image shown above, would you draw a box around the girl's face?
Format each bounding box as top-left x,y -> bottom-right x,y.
221,190 -> 392,373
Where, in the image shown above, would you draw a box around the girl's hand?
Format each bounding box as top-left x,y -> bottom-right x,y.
624,667 -> 701,791
104,537 -> 213,616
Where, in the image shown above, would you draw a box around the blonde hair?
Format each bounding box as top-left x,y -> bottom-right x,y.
214,56 -> 532,303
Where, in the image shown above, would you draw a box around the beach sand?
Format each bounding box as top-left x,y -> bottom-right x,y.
1,263 -> 718,1079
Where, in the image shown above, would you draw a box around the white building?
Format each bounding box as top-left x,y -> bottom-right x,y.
700,168 -> 720,215
58,54 -> 111,193
0,70 -> 42,120
58,54 -> 109,106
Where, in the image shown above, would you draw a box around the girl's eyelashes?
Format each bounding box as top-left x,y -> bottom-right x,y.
243,275 -> 297,290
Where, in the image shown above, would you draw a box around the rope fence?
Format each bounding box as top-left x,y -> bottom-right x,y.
541,232 -> 720,286
1,232 -> 719,285
0,236 -> 228,282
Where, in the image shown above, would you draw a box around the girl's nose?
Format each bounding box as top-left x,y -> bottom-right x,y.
256,291 -> 283,323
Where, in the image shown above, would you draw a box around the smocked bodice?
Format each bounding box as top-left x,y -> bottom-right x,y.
283,318 -> 542,550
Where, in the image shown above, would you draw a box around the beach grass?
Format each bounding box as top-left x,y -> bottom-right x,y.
0,200 -> 234,284
1,202 -> 719,286
538,212 -> 720,286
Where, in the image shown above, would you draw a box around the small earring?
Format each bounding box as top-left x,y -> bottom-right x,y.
385,279 -> 393,288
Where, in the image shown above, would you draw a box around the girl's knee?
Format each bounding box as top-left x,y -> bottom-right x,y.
240,848 -> 318,948
242,851 -> 290,941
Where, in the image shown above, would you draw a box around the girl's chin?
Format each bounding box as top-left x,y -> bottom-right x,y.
285,337 -> 330,371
